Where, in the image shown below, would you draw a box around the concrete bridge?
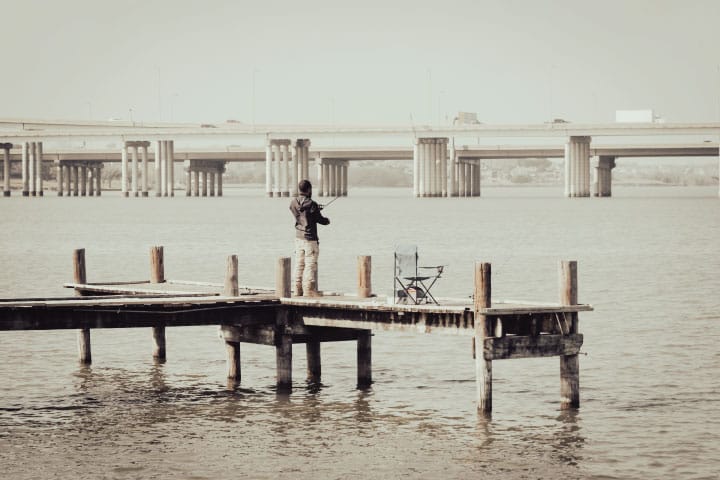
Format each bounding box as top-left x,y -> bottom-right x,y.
1,119 -> 718,198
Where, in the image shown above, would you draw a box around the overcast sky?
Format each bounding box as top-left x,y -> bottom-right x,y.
2,0 -> 719,126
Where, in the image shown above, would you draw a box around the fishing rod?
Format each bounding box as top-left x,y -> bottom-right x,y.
318,195 -> 341,210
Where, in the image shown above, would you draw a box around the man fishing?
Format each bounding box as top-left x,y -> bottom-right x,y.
289,180 -> 330,297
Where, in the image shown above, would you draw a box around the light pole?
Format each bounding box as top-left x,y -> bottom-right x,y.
252,69 -> 258,130
170,93 -> 179,122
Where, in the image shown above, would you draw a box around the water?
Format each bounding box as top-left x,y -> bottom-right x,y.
1,186 -> 719,479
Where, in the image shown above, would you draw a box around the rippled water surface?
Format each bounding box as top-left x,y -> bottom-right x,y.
1,186 -> 719,479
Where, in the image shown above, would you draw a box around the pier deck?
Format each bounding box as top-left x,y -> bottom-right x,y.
0,247 -> 592,413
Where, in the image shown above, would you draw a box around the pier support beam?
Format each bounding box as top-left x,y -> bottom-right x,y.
474,262 -> 492,414
276,334 -> 293,391
306,341 -> 321,384
594,156 -> 616,197
73,248 -> 91,364
357,330 -> 372,388
559,260 -> 580,409
226,341 -> 241,381
150,246 -> 166,360
564,136 -> 591,197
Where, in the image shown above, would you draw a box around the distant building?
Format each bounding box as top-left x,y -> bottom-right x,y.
455,112 -> 481,125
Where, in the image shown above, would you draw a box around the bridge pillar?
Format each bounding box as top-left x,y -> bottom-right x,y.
594,156 -> 616,197
95,165 -> 102,196
154,141 -> 162,197
28,142 -> 36,196
130,143 -> 139,196
121,143 -> 129,197
72,164 -> 77,197
36,142 -> 43,196
55,161 -> 63,196
80,164 -> 87,196
564,136 -> 591,197
341,160 -> 348,196
414,138 -> 448,197
168,140 -> 175,197
88,164 -> 95,196
292,139 -> 311,196
2,143 -> 11,196
449,143 -> 458,197
21,143 -> 28,196
266,139 -> 291,197
140,143 -> 149,196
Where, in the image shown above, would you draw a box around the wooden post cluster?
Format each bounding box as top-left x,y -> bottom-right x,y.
472,260 -> 583,413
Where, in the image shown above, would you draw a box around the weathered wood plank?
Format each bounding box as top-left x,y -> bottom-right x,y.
484,334 -> 583,360
63,283 -> 217,297
0,302 -> 278,330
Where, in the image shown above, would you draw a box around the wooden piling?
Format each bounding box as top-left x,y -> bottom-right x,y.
276,334 -> 292,391
150,246 -> 166,360
275,257 -> 291,298
559,260 -> 580,409
357,330 -> 372,388
73,248 -> 91,364
306,341 -> 321,384
474,262 -> 492,413
357,255 -> 372,298
150,246 -> 165,283
224,255 -> 239,296
275,256 -> 292,390
226,341 -> 241,381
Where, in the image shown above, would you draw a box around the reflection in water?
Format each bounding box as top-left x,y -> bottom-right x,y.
2,187 -> 719,479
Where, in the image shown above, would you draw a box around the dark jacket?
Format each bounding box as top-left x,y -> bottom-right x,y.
290,195 -> 330,241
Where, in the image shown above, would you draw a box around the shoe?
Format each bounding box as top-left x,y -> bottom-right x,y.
306,290 -> 322,298
294,285 -> 303,297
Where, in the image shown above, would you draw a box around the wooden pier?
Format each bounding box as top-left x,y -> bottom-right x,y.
0,247 -> 592,413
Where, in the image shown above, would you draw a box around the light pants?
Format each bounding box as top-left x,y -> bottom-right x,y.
294,238 -> 319,292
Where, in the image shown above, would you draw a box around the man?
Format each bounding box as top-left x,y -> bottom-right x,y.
289,180 -> 330,296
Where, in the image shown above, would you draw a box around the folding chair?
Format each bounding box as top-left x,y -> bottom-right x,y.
394,245 -> 444,305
